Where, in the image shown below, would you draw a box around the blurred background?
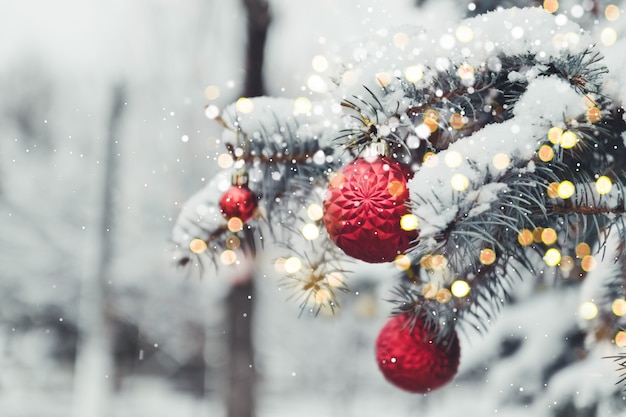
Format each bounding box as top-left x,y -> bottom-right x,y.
2,1 -> 625,416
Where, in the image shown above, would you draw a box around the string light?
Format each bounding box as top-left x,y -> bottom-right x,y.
189,239 -> 207,254
578,301 -> 598,320
451,280 -> 470,297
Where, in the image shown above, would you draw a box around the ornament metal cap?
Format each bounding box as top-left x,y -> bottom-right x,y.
231,166 -> 249,186
363,140 -> 390,161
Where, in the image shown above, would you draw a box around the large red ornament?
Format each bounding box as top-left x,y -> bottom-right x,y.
375,313 -> 460,393
219,185 -> 257,222
323,157 -> 417,263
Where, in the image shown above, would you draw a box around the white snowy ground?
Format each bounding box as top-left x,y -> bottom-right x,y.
2,0 -> 626,416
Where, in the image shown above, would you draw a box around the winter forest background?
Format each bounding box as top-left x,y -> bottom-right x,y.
3,0 -> 626,416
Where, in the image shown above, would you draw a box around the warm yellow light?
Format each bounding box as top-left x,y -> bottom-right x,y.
581,255 -> 597,272
327,272 -> 344,288
596,176 -> 613,194
606,5 -> 621,21
225,235 -> 241,250
586,106 -> 601,123
302,223 -> 320,240
601,27 -> 618,46
547,182 -> 560,198
221,250 -> 237,265
307,203 -> 324,221
431,254 -> 448,270
559,255 -> 575,272
456,25 -> 474,42
400,214 -> 419,231
492,153 -> 511,170
533,227 -> 544,243
548,126 -> 563,144
479,248 -> 496,265
538,145 -> 554,162
615,331 -> 626,347
451,173 -> 470,191
449,113 -> 465,130
218,153 -> 234,169
543,0 -> 559,13
422,282 -> 439,299
575,242 -> 591,258
420,254 -> 434,269
436,288 -> 452,303
189,238 -> 208,254
387,180 -> 405,197
543,248 -> 562,266
284,256 -> 302,274
445,151 -> 463,168
578,301 -> 598,320
518,229 -> 534,246
560,131 -> 578,149
328,172 -> 345,188
451,280 -> 471,297
423,152 -> 439,167
294,97 -> 312,114
375,72 -> 393,87
236,97 -> 254,114
314,288 -> 332,304
557,181 -> 575,199
541,228 -> 558,245
612,299 -> 626,316
394,254 -> 411,271
274,257 -> 287,272
227,217 -> 244,232
312,55 -> 329,72
204,85 -> 220,100
457,63 -> 475,80
405,65 -> 424,82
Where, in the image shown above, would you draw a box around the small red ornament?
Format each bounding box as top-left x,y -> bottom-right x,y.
323,156 -> 417,263
375,313 -> 460,393
219,185 -> 257,222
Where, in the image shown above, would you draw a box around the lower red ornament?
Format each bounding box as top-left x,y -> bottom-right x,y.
375,313 -> 460,393
219,185 -> 257,222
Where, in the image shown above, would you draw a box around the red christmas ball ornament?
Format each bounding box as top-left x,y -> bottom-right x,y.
219,184 -> 257,222
323,156 -> 417,263
375,313 -> 460,393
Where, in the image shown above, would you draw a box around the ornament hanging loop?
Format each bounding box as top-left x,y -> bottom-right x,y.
363,140 -> 390,161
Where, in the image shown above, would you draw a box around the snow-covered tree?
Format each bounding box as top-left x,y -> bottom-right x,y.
173,4 -> 626,416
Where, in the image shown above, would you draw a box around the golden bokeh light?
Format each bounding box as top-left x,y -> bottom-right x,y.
436,288 -> 452,303
533,227 -> 544,243
394,254 -> 412,271
387,180 -> 405,197
586,106 -> 601,123
225,235 -> 241,250
294,97 -> 312,114
274,257 -> 287,272
445,150 -> 463,168
547,182 -> 560,198
575,242 -> 591,258
596,175 -> 613,194
400,214 -> 419,231
601,27 -> 618,46
217,153 -> 234,169
560,131 -> 578,149
557,181 -> 575,199
451,280 -> 471,297
189,238 -> 208,254
375,72 -> 393,87
615,331 -> 626,347
543,248 -> 562,266
423,282 -> 439,299
541,228 -> 558,245
328,172 -> 345,188
307,203 -> 324,221
449,113 -> 465,130
420,254 -> 434,269
204,85 -> 220,100
606,5 -> 621,21
302,223 -> 320,240
612,299 -> 626,316
457,63 -> 475,81
492,153 -> 511,170
423,152 -> 439,167
479,248 -> 496,265
518,229 -> 534,246
327,272 -> 345,288
405,65 -> 424,82
451,173 -> 470,191
559,255 -> 575,272
456,25 -> 474,42
284,256 -> 302,274
578,301 -> 598,320
431,254 -> 448,270
236,97 -> 254,114
548,126 -> 563,144
580,255 -> 597,272
543,0 -> 559,13
227,217 -> 244,233
538,145 -> 554,162
221,250 -> 237,265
